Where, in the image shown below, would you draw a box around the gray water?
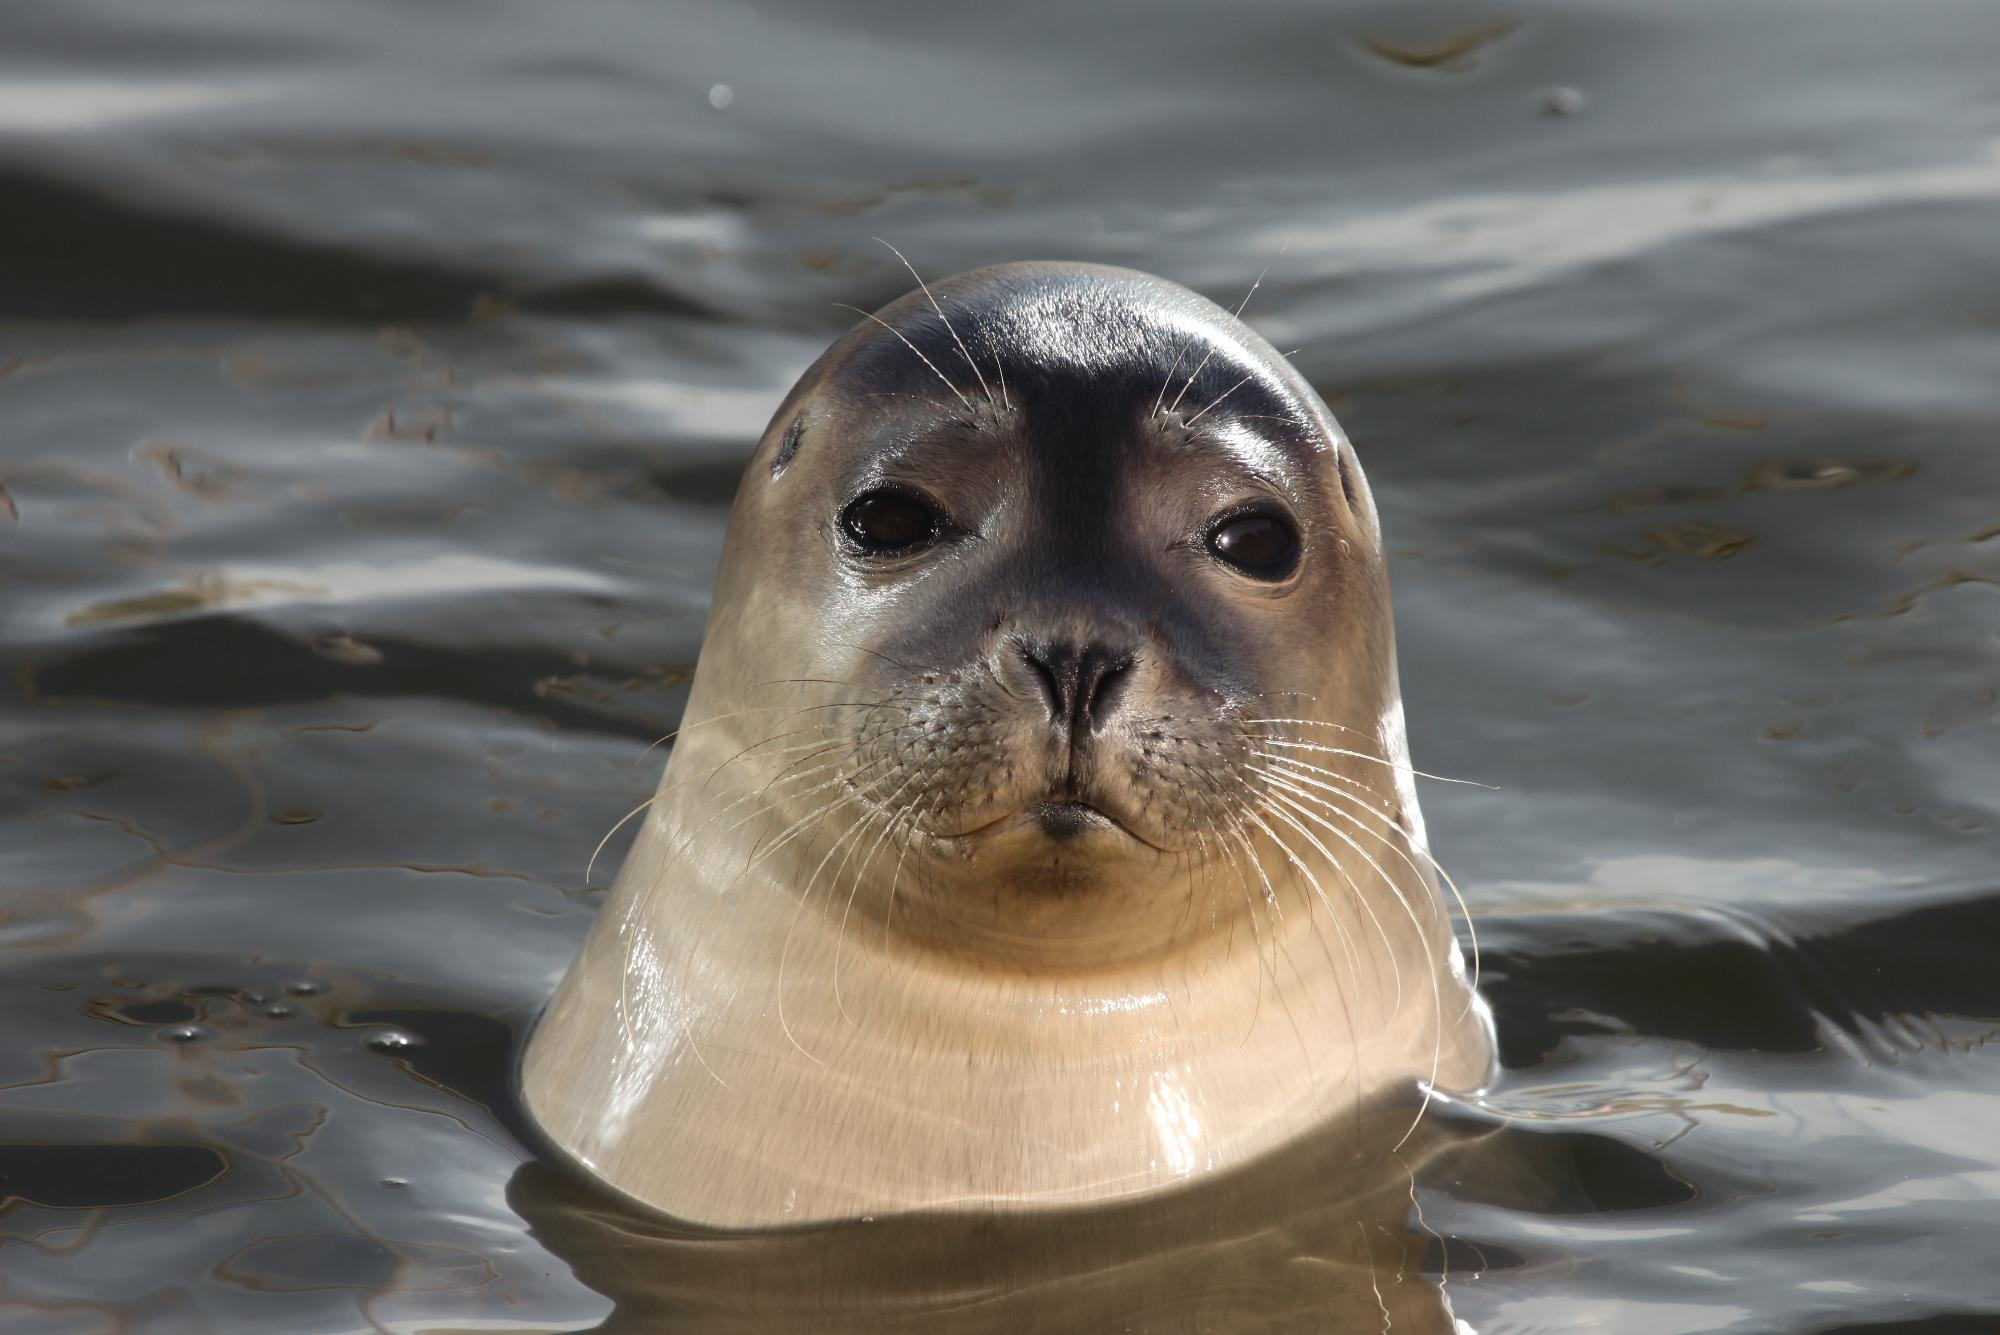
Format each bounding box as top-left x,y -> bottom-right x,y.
4,1 -> 1999,1330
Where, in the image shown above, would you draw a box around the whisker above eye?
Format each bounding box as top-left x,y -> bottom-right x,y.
874,238 -> 996,409
832,302 -> 977,415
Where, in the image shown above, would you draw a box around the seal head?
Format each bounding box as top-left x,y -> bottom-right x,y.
521,262 -> 1494,1227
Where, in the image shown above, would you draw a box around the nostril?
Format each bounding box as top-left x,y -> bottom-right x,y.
1014,639 -> 1133,731
1017,640 -> 1072,720
1076,651 -> 1133,732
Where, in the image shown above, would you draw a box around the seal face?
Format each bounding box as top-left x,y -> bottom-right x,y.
521,262 -> 1495,1227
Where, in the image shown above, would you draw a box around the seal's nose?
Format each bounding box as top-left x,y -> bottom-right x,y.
1018,639 -> 1133,735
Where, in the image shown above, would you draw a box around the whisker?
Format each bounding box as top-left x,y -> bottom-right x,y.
748,675 -> 920,697
1249,779 -> 1446,1152
597,727 -> 849,885
1253,749 -> 1481,995
833,770 -> 938,1023
631,700 -> 864,767
1229,818 -> 1353,1089
833,303 -> 975,414
1166,257 -> 1279,416
1180,371 -> 1257,427
1154,341 -> 1191,417
821,640 -> 927,676
777,767 -> 915,1062
586,795 -> 654,883
1181,349 -> 1304,427
1242,727 -> 1495,789
1252,803 -> 1402,1015
875,238 -> 994,407
879,785 -> 949,934
1177,772 -> 1272,1040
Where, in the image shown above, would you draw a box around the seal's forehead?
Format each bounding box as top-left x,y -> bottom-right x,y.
817,262 -> 1333,456
904,262 -> 1256,379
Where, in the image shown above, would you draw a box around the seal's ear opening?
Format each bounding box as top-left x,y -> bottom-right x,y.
769,416 -> 805,478
1336,443 -> 1362,513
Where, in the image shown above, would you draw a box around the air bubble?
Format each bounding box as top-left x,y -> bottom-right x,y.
285,979 -> 328,997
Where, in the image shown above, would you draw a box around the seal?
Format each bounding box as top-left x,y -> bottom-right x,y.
520,261 -> 1495,1228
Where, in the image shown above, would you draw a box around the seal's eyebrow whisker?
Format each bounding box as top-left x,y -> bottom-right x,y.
874,238 -> 996,409
1223,414 -> 1310,430
1180,371 -> 1257,428
834,302 -> 976,414
1166,343 -> 1223,417
1180,350 -> 1302,429
1153,340 -> 1194,417
1167,257 -> 1280,416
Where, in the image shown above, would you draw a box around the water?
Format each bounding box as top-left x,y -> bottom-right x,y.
4,1 -> 1999,1329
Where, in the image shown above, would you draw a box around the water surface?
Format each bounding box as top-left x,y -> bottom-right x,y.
5,1 -> 1999,1330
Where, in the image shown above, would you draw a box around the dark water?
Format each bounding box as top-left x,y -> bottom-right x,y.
5,1 -> 1999,1330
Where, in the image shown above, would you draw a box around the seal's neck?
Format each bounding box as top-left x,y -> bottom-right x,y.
520,725 -> 1494,1228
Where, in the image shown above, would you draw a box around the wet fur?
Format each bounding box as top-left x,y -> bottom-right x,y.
522,261 -> 1495,1227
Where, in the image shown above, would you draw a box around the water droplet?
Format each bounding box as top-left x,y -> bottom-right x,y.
707,83 -> 734,110
261,1003 -> 296,1020
285,979 -> 327,997
1541,86 -> 1584,117
380,1177 -> 409,1189
160,1024 -> 213,1044
242,988 -> 274,1005
366,1028 -> 423,1053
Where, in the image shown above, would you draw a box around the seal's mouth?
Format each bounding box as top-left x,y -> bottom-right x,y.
938,796 -> 1168,853
1025,799 -> 1115,841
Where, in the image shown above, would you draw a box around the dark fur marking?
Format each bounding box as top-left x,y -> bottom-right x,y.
770,415 -> 804,477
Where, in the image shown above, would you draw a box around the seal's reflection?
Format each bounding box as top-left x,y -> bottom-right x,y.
510,1095 -> 1475,1333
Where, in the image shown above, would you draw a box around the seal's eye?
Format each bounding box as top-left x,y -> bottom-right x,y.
841,487 -> 947,555
1206,508 -> 1301,580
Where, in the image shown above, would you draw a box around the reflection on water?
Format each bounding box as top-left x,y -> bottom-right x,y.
508,1089 -> 1717,1332
513,1102 -> 1481,1334
5,0 -> 2000,1329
